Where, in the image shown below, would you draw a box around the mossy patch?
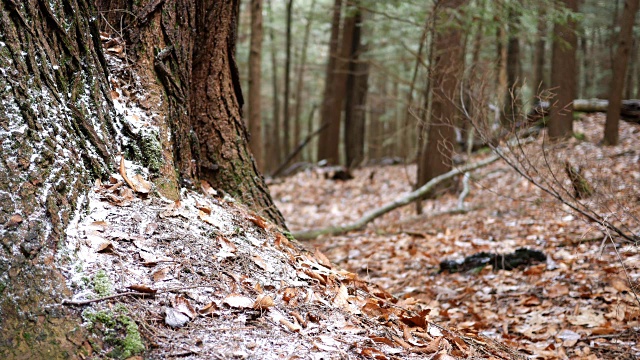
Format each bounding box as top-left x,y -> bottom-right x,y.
83,306 -> 145,359
92,270 -> 112,296
140,130 -> 163,173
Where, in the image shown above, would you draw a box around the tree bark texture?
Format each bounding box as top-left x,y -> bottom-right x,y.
604,0 -> 640,145
417,0 -> 465,199
317,0 -> 343,164
248,0 -> 264,171
1,1 -> 288,354
96,0 -> 285,225
549,0 -> 578,139
0,0 -> 120,356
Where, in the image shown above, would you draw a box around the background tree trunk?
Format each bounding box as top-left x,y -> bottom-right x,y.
533,8 -> 547,100
248,0 -> 264,171
283,0 -> 294,157
266,0 -> 282,172
502,5 -> 521,126
344,7 -> 367,168
549,0 -> 578,139
317,0 -> 343,164
416,0 -> 464,200
604,0 -> 640,145
293,0 -> 316,163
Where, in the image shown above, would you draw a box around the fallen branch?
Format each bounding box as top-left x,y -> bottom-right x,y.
293,155 -> 500,240
61,292 -> 152,306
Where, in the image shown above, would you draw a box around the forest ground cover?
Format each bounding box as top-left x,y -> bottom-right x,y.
271,114 -> 640,359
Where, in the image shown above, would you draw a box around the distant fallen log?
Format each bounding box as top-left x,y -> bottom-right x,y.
530,99 -> 640,123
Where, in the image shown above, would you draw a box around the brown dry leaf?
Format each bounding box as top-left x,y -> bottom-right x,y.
400,309 -> 430,328
359,347 -> 387,359
546,284 -> 569,298
253,294 -> 274,310
251,255 -> 268,271
96,240 -> 114,253
314,247 -> 332,268
87,221 -> 109,232
521,295 -> 541,306
222,294 -> 254,309
274,233 -> 291,249
332,284 -> 349,308
110,90 -> 119,99
609,277 -> 630,292
370,336 -> 395,347
131,174 -> 152,194
279,318 -> 302,332
282,287 -> 297,303
127,284 -> 157,294
174,295 -> 197,319
198,302 -> 219,316
248,214 -> 268,230
200,180 -> 218,196
568,308 -> 606,327
151,267 -> 170,282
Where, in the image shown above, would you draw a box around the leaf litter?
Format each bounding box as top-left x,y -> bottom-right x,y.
271,114 -> 640,359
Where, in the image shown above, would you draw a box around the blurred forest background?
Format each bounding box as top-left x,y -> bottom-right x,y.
235,0 -> 638,180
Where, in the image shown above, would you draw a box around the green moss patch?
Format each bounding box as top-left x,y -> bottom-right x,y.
83,307 -> 145,359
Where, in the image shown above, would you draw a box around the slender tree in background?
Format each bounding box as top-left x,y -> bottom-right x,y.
417,0 -> 465,199
533,7 -> 547,99
344,6 -> 368,168
604,0 -> 640,145
266,0 -> 282,171
249,0 -> 264,171
502,4 -> 522,126
294,0 -> 317,162
549,0 -> 578,139
318,0 -> 343,164
283,0 -> 294,157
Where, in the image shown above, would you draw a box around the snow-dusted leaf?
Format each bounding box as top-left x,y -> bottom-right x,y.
164,307 -> 190,328
222,294 -> 254,309
253,294 -> 274,310
127,284 -> 157,294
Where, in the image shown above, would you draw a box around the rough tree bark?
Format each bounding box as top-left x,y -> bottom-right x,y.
549,0 -> 578,139
0,1 -> 285,356
317,0 -> 343,164
604,0 -> 640,145
248,0 -> 264,171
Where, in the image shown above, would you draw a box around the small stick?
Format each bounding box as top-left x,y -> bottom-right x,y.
62,292 -> 151,306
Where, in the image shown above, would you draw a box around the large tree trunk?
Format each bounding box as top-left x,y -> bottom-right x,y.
416,0 -> 465,200
0,0 -> 120,356
549,0 -> 578,139
0,1 -> 285,356
317,0 -> 343,164
248,0 -> 264,171
604,0 -> 640,145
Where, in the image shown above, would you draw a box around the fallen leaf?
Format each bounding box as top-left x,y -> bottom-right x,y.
198,302 -> 219,316
164,307 -> 190,328
280,318 -> 302,332
314,247 -> 332,268
332,284 -> 349,308
253,294 -> 274,310
96,241 -> 114,253
6,214 -> 23,228
127,284 -> 157,294
223,294 -> 254,309
151,267 -> 170,282
174,295 -> 197,319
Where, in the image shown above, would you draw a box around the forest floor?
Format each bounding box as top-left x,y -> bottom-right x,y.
271,114 -> 640,359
